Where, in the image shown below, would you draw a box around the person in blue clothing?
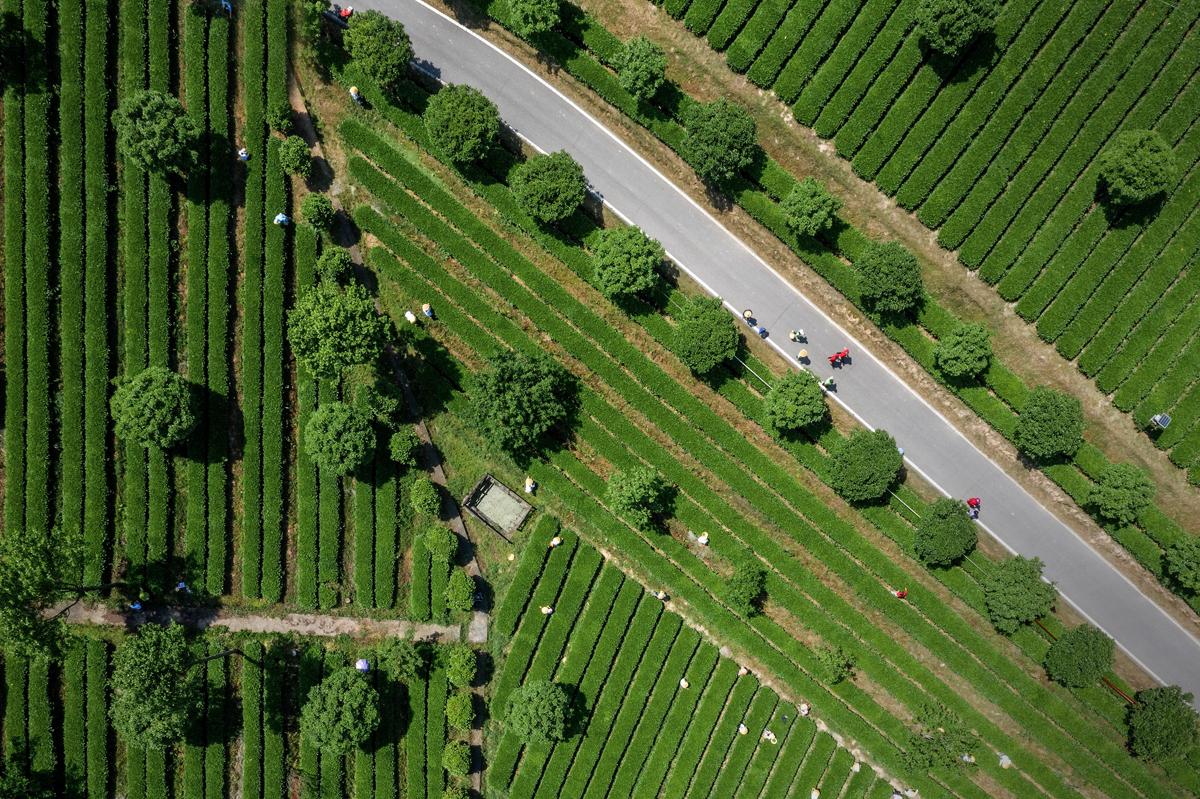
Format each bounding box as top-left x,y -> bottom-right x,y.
221,0 -> 232,15
273,212 -> 290,225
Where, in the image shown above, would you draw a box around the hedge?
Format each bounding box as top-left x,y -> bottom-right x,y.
2,0 -> 25,544
318,380 -> 344,608
261,135 -> 288,603
407,667 -> 428,799
724,0 -> 793,73
296,224 -> 320,609
760,718 -> 816,795
205,645 -> 227,799
684,677 -> 775,799
770,0 -> 864,103
410,534 -> 433,621
493,515 -> 558,638
744,0 -> 827,89
263,646 -> 286,799
242,645 -> 264,799
704,0 -> 760,51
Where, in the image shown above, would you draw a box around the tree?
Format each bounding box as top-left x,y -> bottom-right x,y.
606,467 -> 670,530
110,366 -> 198,449
301,193 -> 335,228
288,282 -> 387,380
0,768 -> 57,799
424,526 -> 458,564
592,225 -> 663,300
390,429 -> 422,469
1013,386 -> 1085,461
1098,130 -> 1177,207
672,295 -> 738,374
447,569 -> 476,613
300,0 -> 330,44
1128,685 -> 1199,762
616,35 -> 667,100
444,644 -> 478,688
1043,625 -> 1114,688
469,350 -> 573,455
111,89 -> 200,174
1166,537 -> 1200,593
1088,463 -> 1155,525
983,555 -> 1057,635
762,370 -> 826,436
443,740 -> 471,776
506,680 -> 568,743
0,531 -> 72,659
411,478 -> 442,516
375,638 -> 423,683
782,177 -> 843,237
856,241 -> 924,314
279,135 -> 311,178
509,0 -> 559,36
316,248 -> 354,282
903,702 -> 980,772
934,322 -> 992,378
446,691 -> 474,731
829,428 -> 903,502
443,786 -> 468,799
722,562 -> 767,617
682,97 -> 757,183
914,0 -> 998,57
344,9 -> 414,89
424,84 -> 500,163
109,623 -> 198,748
511,150 -> 587,223
266,99 -> 293,133
300,668 -> 381,756
913,497 -> 977,566
815,644 -> 854,685
305,402 -> 375,475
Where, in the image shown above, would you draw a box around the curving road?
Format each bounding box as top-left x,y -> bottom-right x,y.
355,0 -> 1200,705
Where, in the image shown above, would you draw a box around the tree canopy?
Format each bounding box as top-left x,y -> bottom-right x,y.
616,35 -> 667,99
829,428 -> 904,502
815,645 -> 854,685
605,467 -> 670,530
443,740 -> 471,777
389,429 -> 422,470
301,193 -> 335,229
511,150 -> 587,223
506,680 -> 568,743
300,668 -> 381,756
722,562 -> 767,617
761,369 -> 826,436
110,366 -> 198,449
1098,129 -> 1177,207
287,283 -> 387,380
0,528 -> 76,659
424,84 -> 500,163
344,9 -> 414,89
1088,462 -> 1155,525
468,350 -> 573,455
444,644 -> 478,688
856,241 -> 924,314
682,98 -> 757,183
592,225 -> 663,299
983,555 -> 1057,635
279,135 -> 311,178
933,322 -> 993,378
1013,386 -> 1085,461
447,568 -> 476,614
109,623 -> 198,748
1043,625 -> 1114,688
1165,537 -> 1200,593
446,691 -> 474,731
304,402 -> 376,475
111,89 -> 200,174
913,497 -> 977,566
316,248 -> 353,282
509,0 -> 560,36
782,177 -> 843,237
411,479 -> 443,517
914,0 -> 998,58
672,295 -> 738,374
1128,685 -> 1199,762
903,702 -> 980,772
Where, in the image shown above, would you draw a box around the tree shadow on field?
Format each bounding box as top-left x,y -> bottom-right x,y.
0,12 -> 51,95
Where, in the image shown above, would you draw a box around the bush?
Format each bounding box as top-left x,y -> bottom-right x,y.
287,282 -> 387,380
815,644 -> 854,684
903,702 -> 980,772
616,35 -> 667,99
344,9 -> 414,89
856,241 -> 924,314
672,294 -> 738,374
781,178 -> 843,237
1088,463 -> 1154,525
914,0 -> 998,57
1165,537 -> 1200,593
510,0 -> 559,35
592,225 -> 663,299
605,467 -> 670,530
305,402 -> 376,475
108,623 -> 197,747
389,429 -> 422,468
411,478 -> 442,516
913,497 -> 977,566
933,322 -> 992,378
829,428 -> 903,502
1014,386 -> 1085,460
506,681 -> 568,743
468,350 -> 573,455
279,135 -> 312,178
1043,625 -> 1114,688
983,555 -> 1057,635
1098,130 -> 1177,207
424,84 -> 500,163
722,562 -> 767,617
443,740 -> 471,776
316,248 -> 354,283
265,99 -> 292,133
443,786 -> 468,799
511,150 -> 587,223
446,691 -> 474,730
444,645 -> 477,688
301,193 -> 335,228
1128,685 -> 1199,762
762,370 -> 826,435
110,366 -> 197,449
682,97 -> 757,183
300,0 -> 330,43
299,668 -> 381,756
447,569 -> 476,613
111,89 -> 200,174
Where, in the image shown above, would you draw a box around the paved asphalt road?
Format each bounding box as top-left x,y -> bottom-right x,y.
355,0 -> 1200,704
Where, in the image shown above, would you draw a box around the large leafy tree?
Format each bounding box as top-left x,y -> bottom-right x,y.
509,0 -> 560,36
672,295 -> 738,374
110,366 -> 198,449
903,702 -> 980,772
109,624 -> 199,748
1088,462 -> 1155,525
762,370 -> 826,436
1013,386 -> 1085,461
592,225 -> 663,300
933,322 -> 993,378
722,562 -> 767,617
0,529 -> 76,658
443,643 -> 478,688
1043,625 -> 1114,688
287,282 -> 387,381
605,467 -> 670,530
305,402 -> 376,475
1128,685 -> 1199,762
856,241 -> 924,314
1165,537 -> 1200,593
469,350 -> 573,455
300,668 -> 381,756
424,84 -> 500,163
1098,130 -> 1177,207
344,9 -> 414,89
616,35 -> 667,100
914,0 -> 998,57
280,135 -> 312,179
913,497 -> 977,566
829,428 -> 904,502
511,150 -> 587,222
111,89 -> 200,174
782,177 -> 843,237
983,556 -> 1057,635
682,97 -> 757,183
506,680 -> 568,743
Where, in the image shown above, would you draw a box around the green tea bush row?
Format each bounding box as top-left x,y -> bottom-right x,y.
205,646 -> 227,799
64,642 -> 87,792
242,646 -> 264,799
520,548 -> 604,680
354,410 -> 377,609
724,0 -> 794,72
682,0 -> 724,35
700,691 -> 778,799
407,672 -> 428,799
830,36 -> 921,157
492,515 -> 558,638
410,534 -> 432,621
374,452 -> 399,608
425,666 -> 448,799
744,0 -> 829,89
662,662 -> 751,799
86,640 -> 108,799
28,657 -> 54,773
263,646 -> 286,798
770,0 -> 864,103
296,224 -> 320,609
664,0 -> 694,19
318,651 -> 345,799
2,0 -> 26,545
704,0 -> 760,51
759,719 -> 816,795
318,380 -> 343,609
261,135 -> 288,602
298,646 -> 322,792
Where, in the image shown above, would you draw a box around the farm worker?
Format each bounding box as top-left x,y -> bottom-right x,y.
549,536 -> 563,548
221,0 -> 232,14
237,147 -> 250,161
355,659 -> 370,673
756,326 -> 768,339
340,5 -> 354,18
139,590 -> 150,601
789,330 -> 804,342
738,723 -> 748,735
892,792 -> 904,799
129,600 -> 142,610
273,212 -> 290,225
525,476 -> 536,494
697,532 -> 709,545
811,790 -> 821,799
404,310 -> 418,324
349,85 -> 362,104
828,353 -> 838,366
654,590 -> 667,601
904,790 -> 919,798
737,666 -> 749,676
998,753 -> 1013,769
799,701 -> 811,716
851,762 -> 861,773
175,581 -> 191,594
540,605 -> 553,615
764,730 -> 777,743
679,677 -> 690,689
839,348 -> 850,361
895,588 -> 908,599
422,303 -> 434,318
967,497 -> 981,510
798,349 -> 807,359
969,507 -> 979,520
742,309 -> 752,322
822,376 -> 835,389
960,753 -> 975,764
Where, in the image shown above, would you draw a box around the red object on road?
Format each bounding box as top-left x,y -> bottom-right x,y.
839,348 -> 850,360
967,497 -> 981,509
829,354 -> 839,366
